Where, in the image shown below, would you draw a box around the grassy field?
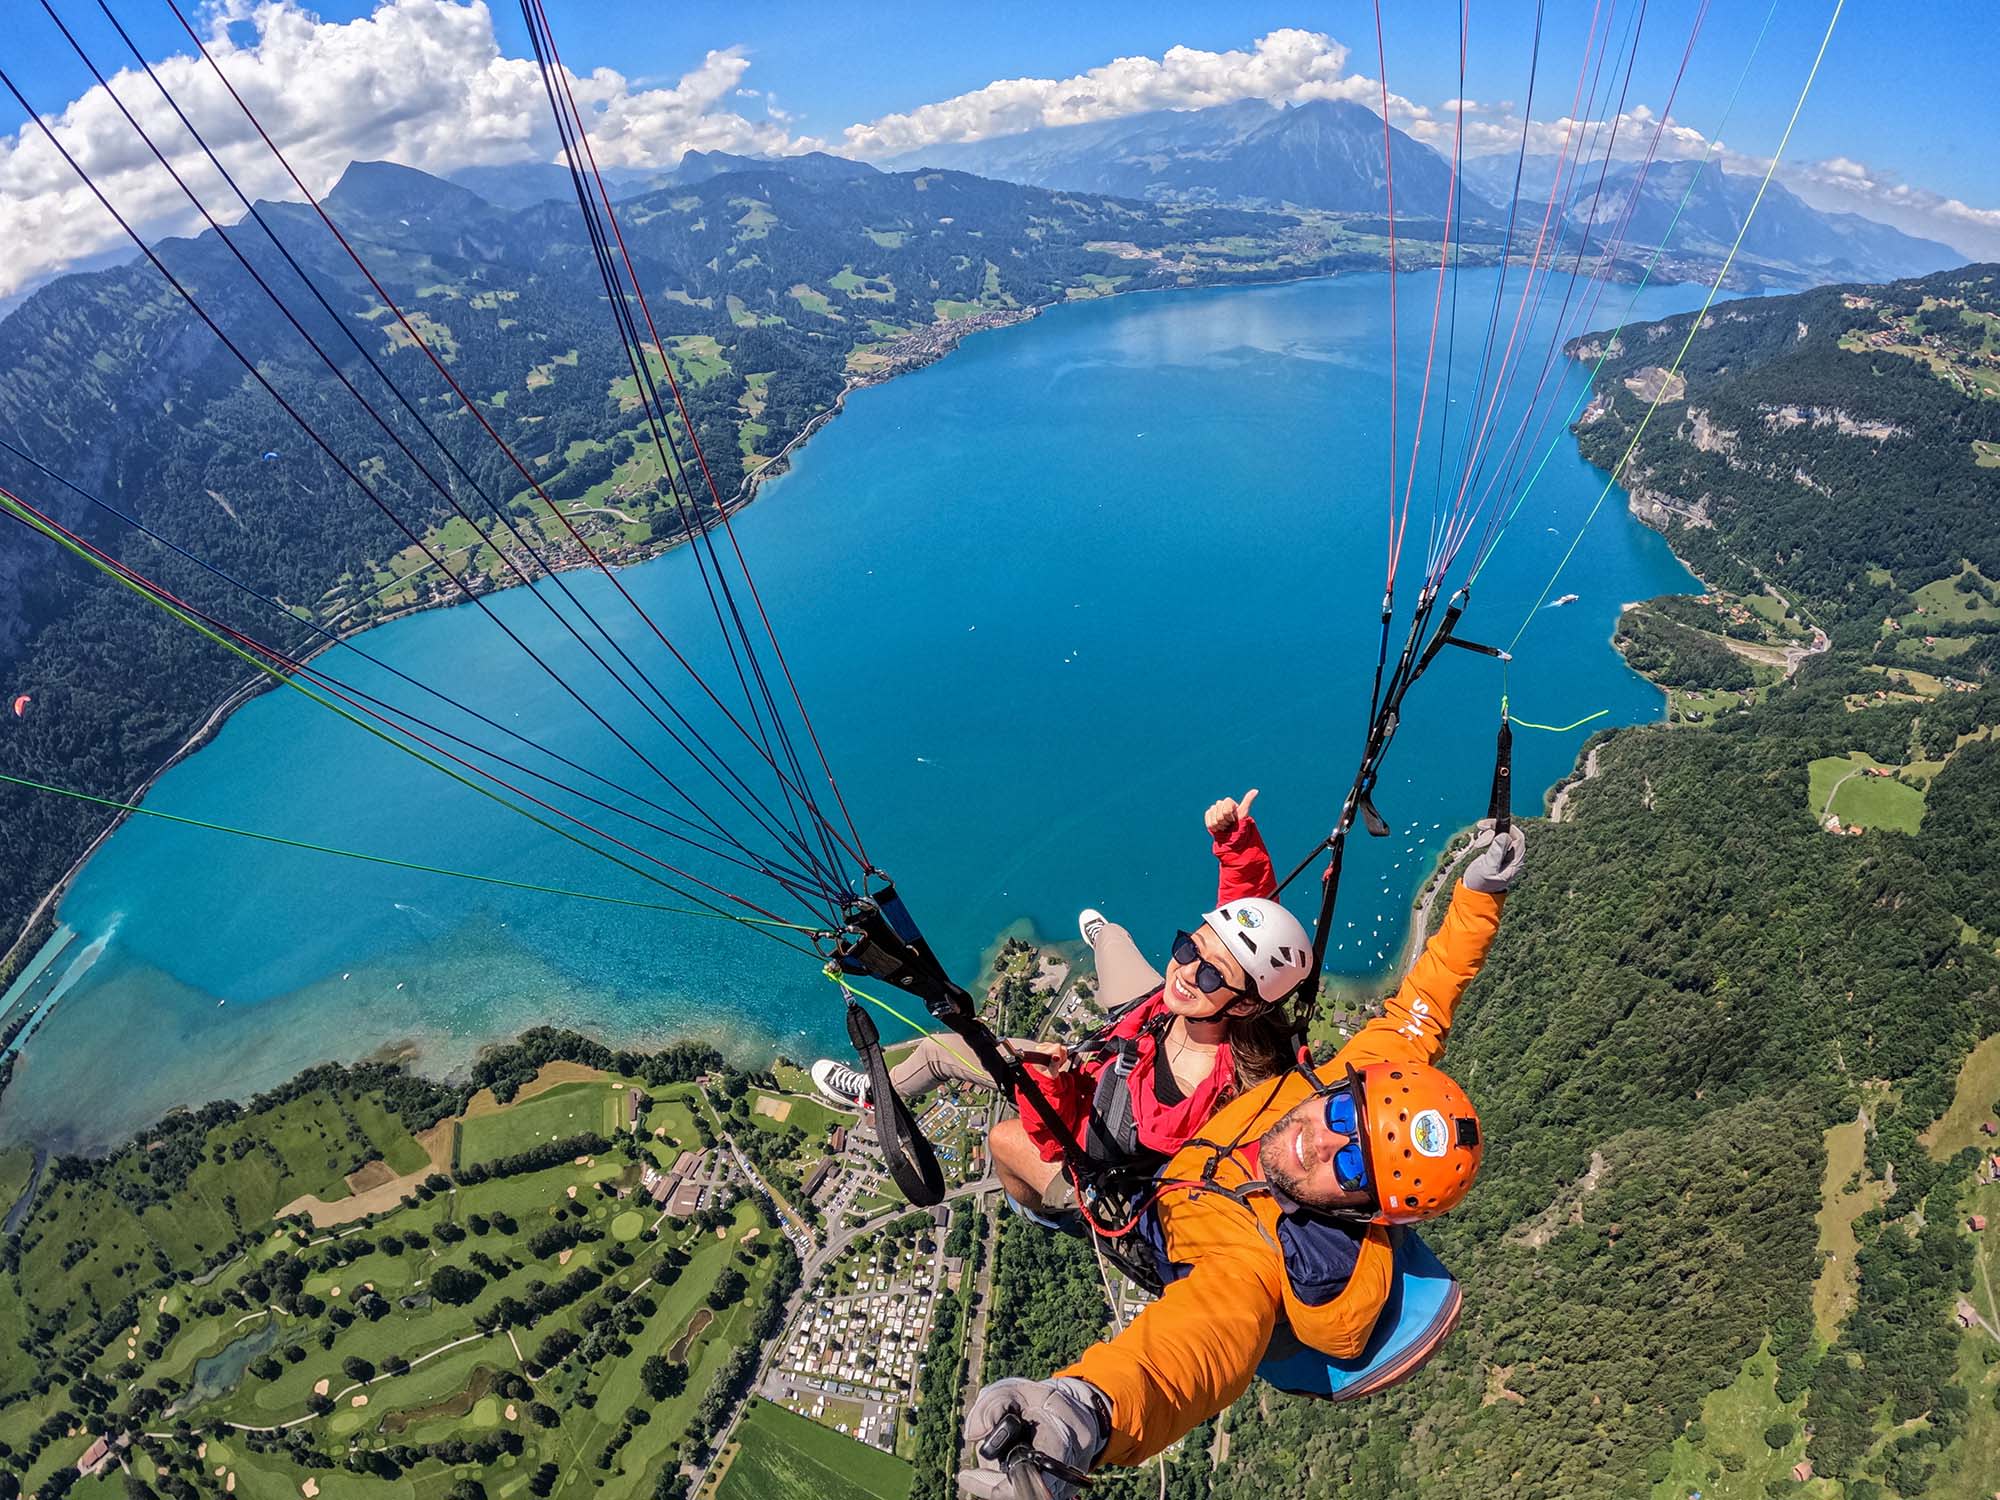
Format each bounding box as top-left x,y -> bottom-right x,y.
458,1079 -> 627,1163
1908,566 -> 2000,624
3,1070 -> 780,1498
0,1144 -> 34,1213
789,284 -> 838,317
1806,752 -> 1927,833
1924,1032 -> 2000,1158
1646,1343 -> 1821,1500
716,1399 -> 913,1500
1812,1110 -> 1886,1340
749,1090 -> 852,1142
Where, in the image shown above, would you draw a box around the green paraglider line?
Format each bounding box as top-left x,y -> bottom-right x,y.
1467,0 -> 1785,587
1508,708 -> 1610,734
0,771 -> 818,933
1507,0 -> 1845,652
822,968 -> 978,1069
0,484 -> 819,954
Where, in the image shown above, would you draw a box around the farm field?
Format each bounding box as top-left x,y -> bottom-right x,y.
1806,752 -> 1928,833
715,1399 -> 913,1500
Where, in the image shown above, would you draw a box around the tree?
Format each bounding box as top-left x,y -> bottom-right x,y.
445,1482 -> 487,1500
640,1354 -> 680,1401
429,1265 -> 486,1305
341,1355 -> 375,1383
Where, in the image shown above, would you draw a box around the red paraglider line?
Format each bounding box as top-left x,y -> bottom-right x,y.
155,0 -> 865,886
1396,0 -> 1467,581
1373,0 -> 1404,588
525,0 -> 876,877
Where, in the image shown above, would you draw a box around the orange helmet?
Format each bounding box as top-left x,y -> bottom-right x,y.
1347,1061 -> 1482,1224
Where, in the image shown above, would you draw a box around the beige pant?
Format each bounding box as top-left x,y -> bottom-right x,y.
886,920 -> 1164,1100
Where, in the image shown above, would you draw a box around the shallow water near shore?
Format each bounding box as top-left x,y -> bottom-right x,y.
1,269 -> 1711,1151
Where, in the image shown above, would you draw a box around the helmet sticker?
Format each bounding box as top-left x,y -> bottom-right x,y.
1411,1108 -> 1450,1158
1233,906 -> 1263,928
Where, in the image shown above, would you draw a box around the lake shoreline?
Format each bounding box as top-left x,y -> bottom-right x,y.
2,267 -> 1713,1152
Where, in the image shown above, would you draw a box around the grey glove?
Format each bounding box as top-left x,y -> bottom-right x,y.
958,1375 -> 1109,1500
1461,819 -> 1526,894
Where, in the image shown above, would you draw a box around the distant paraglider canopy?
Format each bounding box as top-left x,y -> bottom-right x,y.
9,694 -> 29,719
260,451 -> 280,462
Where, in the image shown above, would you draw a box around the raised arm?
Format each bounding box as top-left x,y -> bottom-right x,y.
1341,824 -> 1523,1070
1206,788 -> 1277,902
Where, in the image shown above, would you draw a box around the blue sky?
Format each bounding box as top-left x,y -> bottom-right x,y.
3,1 -> 1996,301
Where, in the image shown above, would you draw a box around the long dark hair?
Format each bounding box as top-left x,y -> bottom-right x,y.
1224,1003 -> 1296,1092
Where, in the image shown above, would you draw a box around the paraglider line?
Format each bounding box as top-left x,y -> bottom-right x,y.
0,772 -> 822,939
1508,0 -> 1847,650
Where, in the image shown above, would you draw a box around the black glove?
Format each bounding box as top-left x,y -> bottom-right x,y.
1461,818 -> 1526,894
958,1376 -> 1109,1499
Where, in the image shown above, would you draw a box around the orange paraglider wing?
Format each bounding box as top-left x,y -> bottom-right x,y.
10,695 -> 28,719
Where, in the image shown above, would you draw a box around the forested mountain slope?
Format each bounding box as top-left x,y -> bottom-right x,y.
1569,263 -> 2000,651
1208,268 -> 2000,1498
0,159 -> 1400,962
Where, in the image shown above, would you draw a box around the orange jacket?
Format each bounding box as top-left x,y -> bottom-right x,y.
1059,883 -> 1505,1466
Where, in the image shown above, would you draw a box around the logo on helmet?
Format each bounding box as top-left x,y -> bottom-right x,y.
1232,907 -> 1263,929
1411,1108 -> 1450,1158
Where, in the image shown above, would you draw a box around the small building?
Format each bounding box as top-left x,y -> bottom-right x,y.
1971,1214 -> 1989,1232
1791,1460 -> 1813,1483
829,1125 -> 849,1153
1982,1122 -> 1997,1137
802,1160 -> 832,1198
76,1436 -> 112,1477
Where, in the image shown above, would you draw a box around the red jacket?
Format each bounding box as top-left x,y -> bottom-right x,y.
1018,817 -> 1277,1164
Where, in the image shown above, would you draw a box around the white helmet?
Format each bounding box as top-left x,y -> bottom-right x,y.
1201,896 -> 1314,1003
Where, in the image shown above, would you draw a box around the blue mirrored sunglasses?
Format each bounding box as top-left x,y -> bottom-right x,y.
1324,1087 -> 1372,1194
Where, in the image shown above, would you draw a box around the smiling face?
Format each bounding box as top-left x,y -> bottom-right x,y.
1162,923 -> 1253,1019
1257,1093 -> 1376,1212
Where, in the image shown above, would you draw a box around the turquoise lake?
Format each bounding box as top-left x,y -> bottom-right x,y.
0,269 -> 1713,1150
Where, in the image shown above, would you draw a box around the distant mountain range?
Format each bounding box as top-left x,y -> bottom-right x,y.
1461,151 -> 1963,285
885,98 -> 1498,222
888,101 -> 1962,285
448,150 -> 877,212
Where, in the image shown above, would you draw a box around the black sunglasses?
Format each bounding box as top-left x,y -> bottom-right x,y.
1169,930 -> 1256,998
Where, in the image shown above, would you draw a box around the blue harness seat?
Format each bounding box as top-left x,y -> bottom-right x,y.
1254,1228 -> 1462,1401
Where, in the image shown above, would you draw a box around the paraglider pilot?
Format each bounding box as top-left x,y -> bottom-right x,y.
956,819 -> 1527,1499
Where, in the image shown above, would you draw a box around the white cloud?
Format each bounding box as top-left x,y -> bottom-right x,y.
1782,158 -> 2000,260
5,8 -> 1997,303
0,0 -> 789,299
825,29 -> 1433,159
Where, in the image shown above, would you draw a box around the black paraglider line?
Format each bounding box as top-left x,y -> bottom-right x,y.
0,443 -> 841,908
518,0 -> 866,897
0,482 -> 826,949
0,53 -> 852,936
149,0 -> 871,906
0,436 -> 833,899
517,23 -> 838,907
62,0 -> 857,920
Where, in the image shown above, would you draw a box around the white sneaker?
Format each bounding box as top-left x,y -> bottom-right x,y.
1078,908 -> 1107,947
810,1058 -> 871,1109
